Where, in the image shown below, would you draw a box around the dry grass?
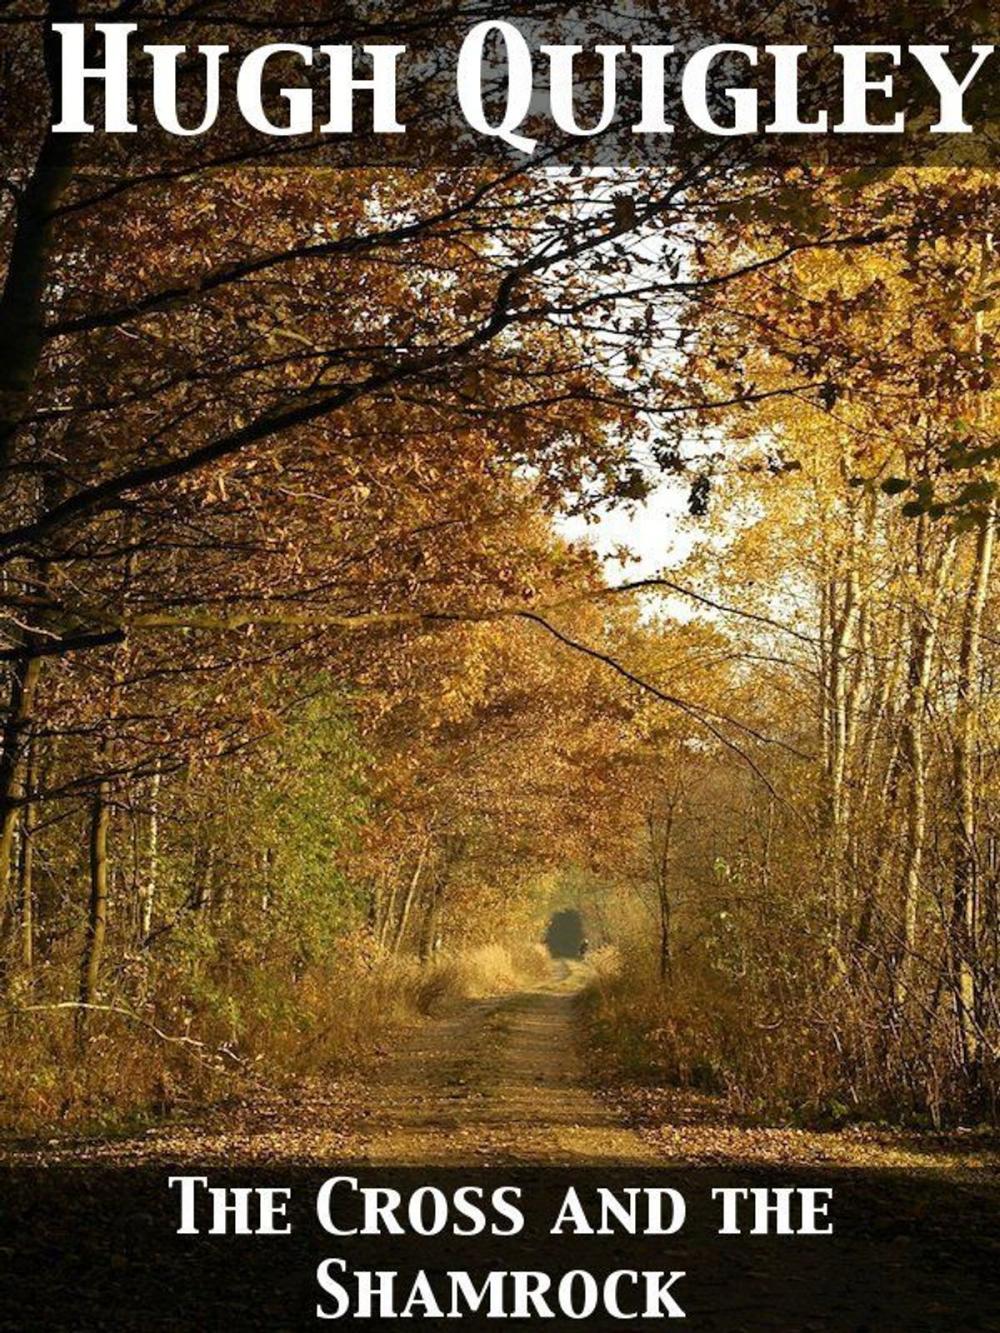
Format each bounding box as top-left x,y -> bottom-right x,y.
0,936 -> 552,1139
416,941 -> 551,1007
582,934 -> 1000,1128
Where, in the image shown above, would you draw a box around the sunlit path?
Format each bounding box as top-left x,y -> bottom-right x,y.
354,962 -> 658,1166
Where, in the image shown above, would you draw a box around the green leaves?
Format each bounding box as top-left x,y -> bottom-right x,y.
876,470 -> 999,520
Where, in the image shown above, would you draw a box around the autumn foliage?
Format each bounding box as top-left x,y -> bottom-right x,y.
1,9 -> 999,1133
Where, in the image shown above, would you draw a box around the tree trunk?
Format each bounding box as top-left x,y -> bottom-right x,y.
0,655 -> 42,933
419,873 -> 446,961
138,765 -> 160,939
378,873 -> 400,949
657,887 -> 672,983
78,779 -> 111,1024
261,846 -> 273,913
393,840 -> 429,954
195,845 -> 215,912
647,794 -> 679,984
951,514 -> 993,1074
950,234 -> 996,1078
892,529 -> 956,1014
17,726 -> 38,970
824,495 -> 864,944
76,544 -> 131,1020
0,12 -> 80,467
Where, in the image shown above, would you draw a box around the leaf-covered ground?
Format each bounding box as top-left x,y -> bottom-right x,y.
2,964 -> 999,1329
9,962 -> 998,1178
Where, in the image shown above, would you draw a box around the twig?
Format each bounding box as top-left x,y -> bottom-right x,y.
7,1001 -> 250,1072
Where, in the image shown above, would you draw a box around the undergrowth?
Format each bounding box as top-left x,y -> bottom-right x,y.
0,936 -> 550,1138
580,939 -> 998,1130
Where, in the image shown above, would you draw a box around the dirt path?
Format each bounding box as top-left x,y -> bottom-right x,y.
355,960 -> 656,1166
2,959 -> 644,1169
343,963 -> 1000,1331
4,962 -> 1000,1329
9,959 -> 999,1180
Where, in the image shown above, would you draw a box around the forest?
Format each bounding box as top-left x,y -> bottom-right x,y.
1,6 -> 999,1140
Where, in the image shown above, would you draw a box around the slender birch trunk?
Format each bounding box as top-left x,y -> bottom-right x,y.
77,548 -> 132,1027
893,528 -> 957,1013
828,503 -> 863,936
78,778 -> 110,1017
18,726 -> 38,970
950,234 -> 996,1077
648,796 -> 678,984
393,840 -> 428,954
138,765 -> 161,939
419,872 -> 446,961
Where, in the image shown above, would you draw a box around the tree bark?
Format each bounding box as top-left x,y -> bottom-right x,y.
0,7 -> 80,467
649,798 -> 677,984
0,655 -> 42,934
892,528 -> 957,1014
138,765 -> 160,939
419,873 -> 446,961
195,844 -> 215,913
377,872 -> 400,949
17,726 -> 38,970
76,544 -> 132,1025
78,779 -> 111,1022
950,234 -> 996,1077
393,840 -> 429,955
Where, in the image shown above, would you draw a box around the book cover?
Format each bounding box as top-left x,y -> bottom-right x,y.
0,4 -> 997,1328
